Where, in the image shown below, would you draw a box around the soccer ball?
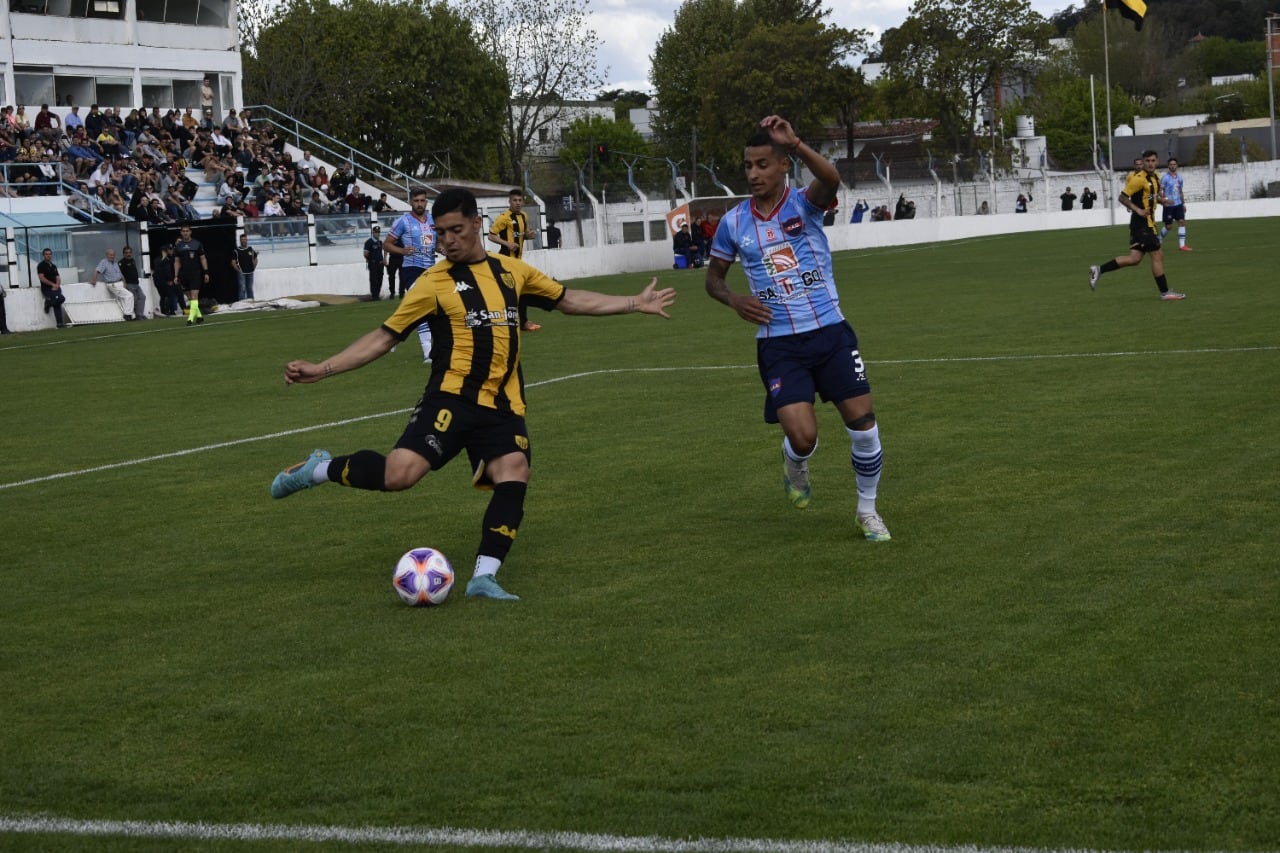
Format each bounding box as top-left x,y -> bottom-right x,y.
392,547 -> 455,606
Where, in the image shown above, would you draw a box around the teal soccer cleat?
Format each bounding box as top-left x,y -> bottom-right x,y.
270,449 -> 332,499
465,574 -> 520,601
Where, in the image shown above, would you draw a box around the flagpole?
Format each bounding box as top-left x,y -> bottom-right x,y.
1102,0 -> 1116,225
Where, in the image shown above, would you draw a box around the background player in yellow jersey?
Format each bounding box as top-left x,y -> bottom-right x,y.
488,187 -> 541,332
1088,149 -> 1186,301
270,188 -> 676,601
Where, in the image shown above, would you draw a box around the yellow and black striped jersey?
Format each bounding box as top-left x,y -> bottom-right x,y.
489,209 -> 528,258
382,254 -> 564,415
1121,170 -> 1159,229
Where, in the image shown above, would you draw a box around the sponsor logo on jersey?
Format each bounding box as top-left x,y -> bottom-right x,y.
763,244 -> 799,277
455,281 -> 474,292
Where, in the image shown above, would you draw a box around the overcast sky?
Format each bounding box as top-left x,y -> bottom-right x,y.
589,0 -> 1069,93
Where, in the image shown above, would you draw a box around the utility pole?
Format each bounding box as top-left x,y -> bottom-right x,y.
690,127 -> 698,198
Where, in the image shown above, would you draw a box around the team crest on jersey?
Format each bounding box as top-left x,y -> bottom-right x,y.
499,272 -> 517,292
763,244 -> 800,277
782,216 -> 804,237
764,227 -> 778,243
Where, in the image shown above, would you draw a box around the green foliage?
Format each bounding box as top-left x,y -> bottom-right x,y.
557,115 -> 657,196
1152,77 -> 1274,121
1017,68 -> 1137,169
649,0 -> 865,177
1180,35 -> 1267,82
244,0 -> 506,181
879,0 -> 1053,155
1187,132 -> 1271,165
1067,14 -> 1177,102
4,219 -> 1280,849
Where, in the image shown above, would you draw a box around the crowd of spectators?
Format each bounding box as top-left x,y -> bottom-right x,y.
0,100 -> 375,226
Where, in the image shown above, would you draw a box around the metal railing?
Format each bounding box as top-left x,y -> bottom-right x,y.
244,105 -> 438,203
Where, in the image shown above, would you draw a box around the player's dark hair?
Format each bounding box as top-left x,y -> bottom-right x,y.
509,188 -> 523,198
1167,157 -> 1178,165
1141,149 -> 1158,158
746,127 -> 779,151
409,187 -> 429,201
432,187 -> 479,220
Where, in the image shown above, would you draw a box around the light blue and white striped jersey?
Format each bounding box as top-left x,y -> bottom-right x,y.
709,186 -> 844,338
1160,171 -> 1185,206
389,210 -> 437,270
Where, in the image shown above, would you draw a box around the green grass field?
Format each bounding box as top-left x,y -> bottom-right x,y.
2,219 -> 1278,852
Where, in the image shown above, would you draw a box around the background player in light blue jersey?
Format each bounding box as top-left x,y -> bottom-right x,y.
1158,157 -> 1192,252
385,187 -> 437,362
705,115 -> 890,542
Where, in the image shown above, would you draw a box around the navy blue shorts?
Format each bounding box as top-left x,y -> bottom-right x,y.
1162,204 -> 1186,225
756,322 -> 871,424
395,393 -> 530,488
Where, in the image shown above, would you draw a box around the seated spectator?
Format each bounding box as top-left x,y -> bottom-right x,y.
330,162 -> 354,197
262,190 -> 284,217
672,223 -> 699,268
371,192 -> 392,213
210,126 -> 232,155
312,165 -> 328,189
344,184 -> 368,213
14,105 -> 31,140
86,158 -> 114,190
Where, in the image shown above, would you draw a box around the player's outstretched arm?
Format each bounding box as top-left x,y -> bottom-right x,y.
284,327 -> 398,385
558,277 -> 676,318
705,257 -> 771,326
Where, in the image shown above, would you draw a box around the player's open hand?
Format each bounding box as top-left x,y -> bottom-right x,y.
634,278 -> 677,318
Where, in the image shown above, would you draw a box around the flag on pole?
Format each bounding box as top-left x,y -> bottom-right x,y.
1105,0 -> 1147,31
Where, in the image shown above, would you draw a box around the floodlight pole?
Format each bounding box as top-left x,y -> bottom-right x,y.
1268,14 -> 1278,160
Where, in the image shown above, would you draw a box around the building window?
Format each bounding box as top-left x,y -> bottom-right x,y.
538,128 -> 550,144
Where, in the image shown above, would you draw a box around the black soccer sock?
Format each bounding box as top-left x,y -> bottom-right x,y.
1154,274 -> 1169,294
1100,260 -> 1120,274
478,481 -> 527,563
327,450 -> 388,491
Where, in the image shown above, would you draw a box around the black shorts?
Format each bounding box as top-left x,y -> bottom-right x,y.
1128,224 -> 1161,254
1162,204 -> 1186,225
394,393 -> 530,488
757,322 -> 871,424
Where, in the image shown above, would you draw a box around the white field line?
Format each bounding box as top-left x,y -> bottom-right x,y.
1,346 -> 1276,492
0,813 -> 1212,853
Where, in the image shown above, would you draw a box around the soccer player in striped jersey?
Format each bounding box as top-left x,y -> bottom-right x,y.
1088,149 -> 1186,300
705,115 -> 890,542
270,188 -> 676,601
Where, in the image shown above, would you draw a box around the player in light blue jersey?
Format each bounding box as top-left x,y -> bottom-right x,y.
705,115 -> 889,542
1158,157 -> 1192,251
386,187 -> 438,362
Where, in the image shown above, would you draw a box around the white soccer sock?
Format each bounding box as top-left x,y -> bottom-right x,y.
418,325 -> 433,363
474,556 -> 501,578
1178,225 -> 1187,247
783,435 -> 816,462
1159,226 -> 1168,239
848,424 -> 883,516
312,461 -> 331,484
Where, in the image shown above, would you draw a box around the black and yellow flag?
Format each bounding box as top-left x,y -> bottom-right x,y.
1105,0 -> 1147,31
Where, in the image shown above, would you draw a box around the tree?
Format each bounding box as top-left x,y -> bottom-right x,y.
558,115 -> 655,194
244,0 -> 506,181
650,0 -> 865,185
458,0 -> 605,183
878,0 -> 1053,156
1068,14 -> 1178,103
236,0 -> 280,55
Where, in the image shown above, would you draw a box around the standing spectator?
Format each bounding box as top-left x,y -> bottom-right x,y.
384,187 -> 437,360
330,162 -> 355,198
84,104 -> 105,141
118,245 -> 148,320
174,224 -> 210,324
385,234 -> 402,297
37,248 -> 68,328
894,193 -> 911,219
1159,157 -> 1191,251
705,114 -> 891,543
64,105 -> 84,135
1087,149 -> 1186,300
153,244 -> 181,316
544,220 -> 562,249
1081,187 -> 1097,210
200,77 -> 215,113
488,188 -> 539,331
33,103 -> 60,142
363,224 -> 386,300
90,247 -> 137,320
231,233 -> 258,301
851,199 -> 868,222
0,280 -> 10,333
1060,186 -> 1077,211
1014,193 -> 1031,213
